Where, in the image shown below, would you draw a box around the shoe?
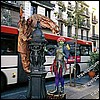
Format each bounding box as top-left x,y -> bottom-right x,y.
50,86 -> 59,95
60,87 -> 64,94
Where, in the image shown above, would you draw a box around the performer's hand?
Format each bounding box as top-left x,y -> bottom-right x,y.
62,53 -> 65,56
27,37 -> 32,41
44,47 -> 48,52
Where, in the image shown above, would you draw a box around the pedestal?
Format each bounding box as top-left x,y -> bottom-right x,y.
47,92 -> 66,99
26,71 -> 47,99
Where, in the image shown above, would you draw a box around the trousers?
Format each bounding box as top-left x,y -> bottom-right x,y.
54,69 -> 64,87
20,51 -> 30,72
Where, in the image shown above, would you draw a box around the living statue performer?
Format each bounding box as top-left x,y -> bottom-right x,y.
46,37 -> 70,94
18,5 -> 33,73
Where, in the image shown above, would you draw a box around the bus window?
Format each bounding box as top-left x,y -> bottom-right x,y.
69,44 -> 80,56
1,33 -> 18,55
80,45 -> 92,56
45,39 -> 57,56
89,46 -> 92,55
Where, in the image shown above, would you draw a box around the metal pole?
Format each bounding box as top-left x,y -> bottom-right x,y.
74,67 -> 76,87
69,64 -> 72,86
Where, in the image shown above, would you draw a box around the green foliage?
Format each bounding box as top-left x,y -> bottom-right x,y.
92,7 -> 96,11
54,12 -> 58,17
54,1 -> 85,28
88,52 -> 99,72
72,36 -> 78,39
57,1 -> 66,12
63,19 -> 69,27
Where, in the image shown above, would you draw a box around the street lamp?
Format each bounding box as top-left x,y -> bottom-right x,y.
27,21 -> 47,99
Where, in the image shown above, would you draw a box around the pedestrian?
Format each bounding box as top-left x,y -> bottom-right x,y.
46,37 -> 70,94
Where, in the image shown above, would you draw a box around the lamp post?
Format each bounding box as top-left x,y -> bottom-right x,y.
27,21 -> 47,99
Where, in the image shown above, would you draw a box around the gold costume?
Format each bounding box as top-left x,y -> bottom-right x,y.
18,19 -> 33,73
18,23 -> 32,73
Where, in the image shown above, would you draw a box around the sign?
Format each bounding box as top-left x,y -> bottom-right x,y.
67,56 -> 81,63
37,6 -> 45,16
25,1 -> 31,20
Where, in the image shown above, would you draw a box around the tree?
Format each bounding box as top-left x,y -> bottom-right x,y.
72,1 -> 85,86
54,1 -> 85,86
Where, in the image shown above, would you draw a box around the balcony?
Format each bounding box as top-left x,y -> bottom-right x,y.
57,17 -> 64,22
92,15 -> 98,24
90,34 -> 99,40
67,5 -> 74,11
1,1 -> 21,10
92,19 -> 98,24
79,22 -> 90,30
38,1 -> 55,7
81,11 -> 90,18
88,37 -> 92,41
31,1 -> 55,9
87,24 -> 91,29
85,12 -> 90,18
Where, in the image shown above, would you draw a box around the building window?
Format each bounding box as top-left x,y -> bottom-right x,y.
86,8 -> 89,15
92,25 -> 95,35
86,31 -> 89,41
81,29 -> 83,40
60,23 -> 63,36
58,6 -> 63,36
94,41 -> 96,47
67,11 -> 72,17
1,7 -> 19,27
68,1 -> 71,5
75,28 -> 76,34
31,3 -> 37,14
58,21 -> 63,36
68,26 -> 72,37
45,8 -> 50,18
92,13 -> 93,20
87,19 -> 90,28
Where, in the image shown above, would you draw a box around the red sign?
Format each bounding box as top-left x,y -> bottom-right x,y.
67,56 -> 81,63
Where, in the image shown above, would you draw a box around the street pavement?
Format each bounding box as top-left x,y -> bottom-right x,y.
65,75 -> 99,99
46,74 -> 99,99
1,74 -> 99,99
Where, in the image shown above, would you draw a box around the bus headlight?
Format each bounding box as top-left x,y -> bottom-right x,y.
12,72 -> 16,78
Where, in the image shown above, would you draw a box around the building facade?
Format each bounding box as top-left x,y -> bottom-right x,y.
1,1 -> 99,51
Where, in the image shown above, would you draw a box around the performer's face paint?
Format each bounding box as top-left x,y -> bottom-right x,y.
58,41 -> 64,46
